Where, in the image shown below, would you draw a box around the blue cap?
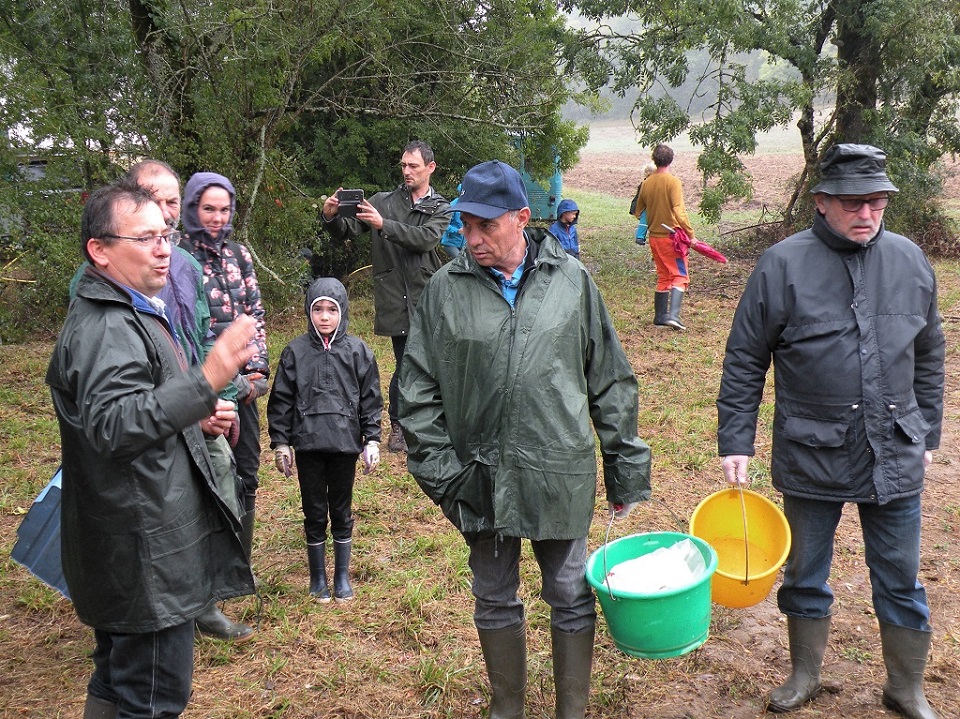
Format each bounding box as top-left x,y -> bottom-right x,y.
456,160 -> 529,219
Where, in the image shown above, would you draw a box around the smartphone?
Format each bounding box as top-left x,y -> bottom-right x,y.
337,188 -> 364,218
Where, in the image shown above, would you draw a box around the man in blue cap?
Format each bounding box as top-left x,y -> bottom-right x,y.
399,160 -> 652,719
717,144 -> 944,719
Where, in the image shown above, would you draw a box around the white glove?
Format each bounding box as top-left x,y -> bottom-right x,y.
721,455 -> 751,485
362,442 -> 380,475
609,501 -> 638,519
275,445 -> 293,477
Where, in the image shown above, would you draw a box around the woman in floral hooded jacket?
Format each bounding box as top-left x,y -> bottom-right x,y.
182,172 -> 268,543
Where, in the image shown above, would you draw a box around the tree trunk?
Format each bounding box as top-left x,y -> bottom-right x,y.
832,0 -> 881,143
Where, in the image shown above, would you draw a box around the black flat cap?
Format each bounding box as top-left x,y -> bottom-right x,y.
810,144 -> 899,196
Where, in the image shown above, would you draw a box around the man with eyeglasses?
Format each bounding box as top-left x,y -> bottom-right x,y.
69,161 -> 257,643
47,184 -> 257,718
717,144 -> 944,719
322,140 -> 451,454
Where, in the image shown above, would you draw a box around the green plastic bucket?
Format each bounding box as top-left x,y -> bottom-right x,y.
586,532 -> 718,659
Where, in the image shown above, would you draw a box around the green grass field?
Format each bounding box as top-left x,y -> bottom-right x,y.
1,180 -> 958,718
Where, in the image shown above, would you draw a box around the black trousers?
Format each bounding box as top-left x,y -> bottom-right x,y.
234,397 -> 261,495
388,335 -> 407,425
294,450 -> 357,544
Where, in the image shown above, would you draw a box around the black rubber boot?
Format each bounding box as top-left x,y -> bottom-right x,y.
767,616 -> 831,713
552,623 -> 595,719
83,694 -> 117,719
664,287 -> 687,330
654,291 -> 670,326
307,542 -> 331,602
239,492 -> 256,562
879,623 -> 940,719
477,622 -> 527,719
333,539 -> 354,601
195,604 -> 255,642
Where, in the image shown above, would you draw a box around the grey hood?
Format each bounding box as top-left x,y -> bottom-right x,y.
305,277 -> 348,343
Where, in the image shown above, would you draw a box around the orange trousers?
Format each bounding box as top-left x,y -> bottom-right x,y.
649,234 -> 689,291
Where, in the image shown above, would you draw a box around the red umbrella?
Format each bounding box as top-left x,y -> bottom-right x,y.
661,224 -> 728,264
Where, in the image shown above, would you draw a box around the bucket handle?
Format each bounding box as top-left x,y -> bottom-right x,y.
601,510 -> 618,602
600,497 -> 689,603
736,483 -> 751,586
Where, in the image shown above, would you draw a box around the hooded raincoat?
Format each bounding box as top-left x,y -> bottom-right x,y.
549,198 -> 580,256
717,213 -> 944,504
267,278 -> 382,455
46,270 -> 254,632
399,230 -> 651,540
181,173 -> 269,376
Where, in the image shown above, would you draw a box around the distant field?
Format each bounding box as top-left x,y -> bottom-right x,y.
572,120 -> 960,209
581,119 -> 804,156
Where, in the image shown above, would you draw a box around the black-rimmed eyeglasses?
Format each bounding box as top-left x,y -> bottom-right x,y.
103,231 -> 181,248
832,196 -> 890,213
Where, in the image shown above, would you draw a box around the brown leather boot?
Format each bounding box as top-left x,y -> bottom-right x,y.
387,424 -> 407,453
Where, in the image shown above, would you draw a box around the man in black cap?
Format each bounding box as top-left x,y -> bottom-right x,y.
716,144 -> 943,719
398,160 -> 651,719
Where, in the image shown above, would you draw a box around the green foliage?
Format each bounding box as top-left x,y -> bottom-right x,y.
564,0 -> 960,234
0,0 -> 592,335
0,157 -> 95,340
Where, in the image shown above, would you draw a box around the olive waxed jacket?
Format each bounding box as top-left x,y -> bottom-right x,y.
399,230 -> 651,540
325,185 -> 450,337
46,271 -> 253,632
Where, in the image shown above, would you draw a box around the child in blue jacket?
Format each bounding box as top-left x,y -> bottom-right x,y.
549,198 -> 580,258
267,277 -> 382,602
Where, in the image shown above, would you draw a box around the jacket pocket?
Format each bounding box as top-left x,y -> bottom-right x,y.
514,445 -> 597,474
510,446 -> 598,537
145,509 -> 218,605
773,412 -> 862,494
437,462 -> 494,534
894,408 -> 930,444
887,408 -> 931,490
780,415 -> 848,448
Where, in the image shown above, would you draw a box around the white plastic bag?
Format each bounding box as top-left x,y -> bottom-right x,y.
604,538 -> 706,594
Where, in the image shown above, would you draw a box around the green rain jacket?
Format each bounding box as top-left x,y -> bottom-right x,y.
399,230 -> 651,540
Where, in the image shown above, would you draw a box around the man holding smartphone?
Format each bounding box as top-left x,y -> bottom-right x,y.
322,140 -> 451,453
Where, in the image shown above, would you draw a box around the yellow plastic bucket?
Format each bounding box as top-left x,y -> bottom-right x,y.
689,488 -> 791,608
